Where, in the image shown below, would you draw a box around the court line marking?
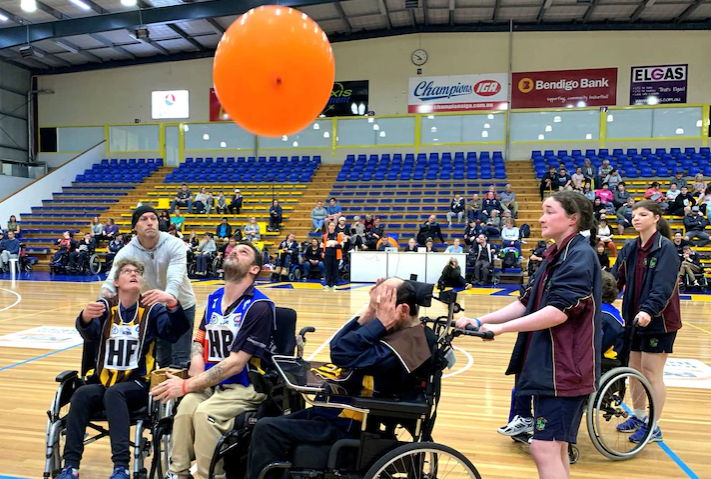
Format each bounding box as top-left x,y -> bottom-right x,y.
686,323 -> 711,337
0,302 -> 86,324
442,346 -> 473,378
0,288 -> 21,313
657,442 -> 701,479
0,344 -> 81,373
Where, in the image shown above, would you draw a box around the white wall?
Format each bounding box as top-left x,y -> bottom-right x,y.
0,142 -> 105,220
0,175 -> 34,201
38,152 -> 91,169
38,30 -> 711,126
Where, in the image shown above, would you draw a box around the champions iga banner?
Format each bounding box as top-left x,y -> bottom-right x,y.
209,81 -> 369,121
511,68 -> 618,109
407,74 -> 508,113
630,64 -> 687,105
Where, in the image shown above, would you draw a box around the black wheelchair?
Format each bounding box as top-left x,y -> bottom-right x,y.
678,260 -> 708,293
49,251 -> 102,275
43,338 -> 167,479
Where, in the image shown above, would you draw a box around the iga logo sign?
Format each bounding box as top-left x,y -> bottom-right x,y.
408,73 -> 508,113
474,80 -> 501,96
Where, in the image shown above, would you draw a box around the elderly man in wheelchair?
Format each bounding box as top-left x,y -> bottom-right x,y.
49,258 -> 190,479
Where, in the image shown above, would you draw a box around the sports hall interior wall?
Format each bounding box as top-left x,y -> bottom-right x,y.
0,61 -> 31,163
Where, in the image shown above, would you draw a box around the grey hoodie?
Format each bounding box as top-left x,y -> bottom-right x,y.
101,232 -> 196,309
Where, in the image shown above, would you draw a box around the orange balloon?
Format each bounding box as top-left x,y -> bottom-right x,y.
213,6 -> 335,138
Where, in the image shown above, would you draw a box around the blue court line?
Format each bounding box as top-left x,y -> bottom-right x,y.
0,344 -> 81,373
0,475 -> 35,479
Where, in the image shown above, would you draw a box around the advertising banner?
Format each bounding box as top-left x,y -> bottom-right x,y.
209,80 -> 370,121
512,68 -> 618,109
630,64 -> 687,105
0,326 -> 83,350
407,74 -> 508,113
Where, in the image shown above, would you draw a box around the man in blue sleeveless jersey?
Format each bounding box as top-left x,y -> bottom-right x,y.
150,242 -> 275,479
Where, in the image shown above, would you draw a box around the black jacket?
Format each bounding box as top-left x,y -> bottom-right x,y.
215,223 -> 233,238
305,245 -> 323,262
418,222 -> 444,244
450,198 -> 465,213
683,214 -> 707,232
673,193 -> 696,211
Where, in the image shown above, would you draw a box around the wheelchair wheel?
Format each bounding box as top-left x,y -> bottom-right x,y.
587,367 -> 656,461
568,444 -> 579,464
363,442 -> 481,479
289,268 -> 302,281
89,254 -> 101,275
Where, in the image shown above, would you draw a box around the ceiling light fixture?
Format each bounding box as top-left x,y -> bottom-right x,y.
0,13 -> 9,21
68,0 -> 91,10
20,0 -> 37,13
121,0 -> 137,5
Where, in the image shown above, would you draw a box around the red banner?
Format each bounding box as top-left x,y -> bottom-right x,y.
511,68 -> 618,109
209,87 -> 231,121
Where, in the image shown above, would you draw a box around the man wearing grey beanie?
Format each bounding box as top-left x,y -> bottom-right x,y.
101,205 -> 196,366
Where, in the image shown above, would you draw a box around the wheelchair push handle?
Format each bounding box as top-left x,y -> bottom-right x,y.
458,324 -> 495,340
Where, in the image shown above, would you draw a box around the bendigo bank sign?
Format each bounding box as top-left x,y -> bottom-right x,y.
511,68 -> 618,109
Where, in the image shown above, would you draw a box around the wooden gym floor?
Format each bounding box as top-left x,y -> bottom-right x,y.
0,279 -> 709,479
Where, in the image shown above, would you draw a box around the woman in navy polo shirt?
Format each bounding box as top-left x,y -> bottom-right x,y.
611,199 -> 681,443
457,191 -> 601,479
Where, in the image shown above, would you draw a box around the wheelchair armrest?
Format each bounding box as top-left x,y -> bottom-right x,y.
298,327 -> 316,339
56,370 -> 79,383
349,397 -> 430,418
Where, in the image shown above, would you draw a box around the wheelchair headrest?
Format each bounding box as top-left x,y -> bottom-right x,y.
274,307 -> 297,355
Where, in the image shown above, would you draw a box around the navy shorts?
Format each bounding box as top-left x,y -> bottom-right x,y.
631,332 -> 676,353
532,395 -> 587,444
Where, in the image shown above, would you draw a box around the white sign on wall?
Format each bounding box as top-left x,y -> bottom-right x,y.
0,326 -> 83,350
408,74 -> 509,113
151,90 -> 190,119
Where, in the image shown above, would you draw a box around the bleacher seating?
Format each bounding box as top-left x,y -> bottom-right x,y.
532,147 -> 711,179
164,156 -> 321,183
75,158 -> 162,183
336,152 -> 506,182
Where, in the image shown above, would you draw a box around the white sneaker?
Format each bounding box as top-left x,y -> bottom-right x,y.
497,415 -> 534,436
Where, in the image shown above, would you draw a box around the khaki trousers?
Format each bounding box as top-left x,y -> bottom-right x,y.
169,383 -> 266,479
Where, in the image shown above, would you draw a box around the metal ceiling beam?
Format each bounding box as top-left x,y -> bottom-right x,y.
492,0 -> 501,21
583,0 -> 601,22
166,23 -> 207,51
0,6 -> 26,25
378,0 -> 392,29
206,18 -> 225,34
83,0 -> 110,15
333,2 -> 353,33
138,38 -> 170,55
423,0 -> 429,26
88,33 -> 137,60
676,0 -> 704,22
536,0 -> 552,22
54,38 -> 103,62
35,1 -> 70,20
0,0 -> 342,50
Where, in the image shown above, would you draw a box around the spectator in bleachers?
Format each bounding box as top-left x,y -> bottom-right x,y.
103,218 -> 119,242
303,239 -> 325,279
158,211 -> 171,232
644,182 -> 669,210
445,238 -> 463,253
463,218 -> 483,247
168,223 -> 183,239
376,233 -> 399,251
365,217 -> 384,250
68,232 -> 95,272
90,216 -> 103,240
447,193 -> 466,226
311,200 -> 328,232
215,191 -> 228,215
698,186 -> 711,215
466,193 -> 482,222
691,173 -> 707,198
500,184 -> 519,217
215,238 -> 237,277
469,234 -> 496,285
527,240 -> 547,276
322,221 -> 344,289
336,216 -> 348,236
593,198 -> 607,221
483,210 -> 501,237
501,217 -> 521,251
596,243 -> 610,271
6,215 -> 20,236
672,231 -> 691,258
613,182 -> 630,209
679,245 -> 703,286
229,188 -> 243,215
572,167 -> 585,190
424,238 -> 437,253
671,185 -> 696,217
582,159 -> 596,181
597,218 -> 617,257
215,217 -> 232,239
670,170 -> 687,190
417,215 -> 445,246
596,183 -> 615,211
666,183 -> 680,203
487,185 -> 499,200
437,257 -> 470,290
232,224 -> 243,242
52,231 -> 76,266
350,215 -> 366,250
363,214 -> 374,233
597,159 -> 612,187
106,234 -> 125,266
683,206 -> 709,246
186,230 -> 199,249
171,209 -> 185,232
555,166 -> 573,191
244,217 -> 261,242
171,184 -> 193,214
194,187 -> 212,214
0,231 -> 20,273
404,238 -> 419,252
605,168 -> 622,190
616,197 -> 636,234
582,180 -> 595,202
0,231 -> 5,253
194,233 -> 216,276
268,199 -> 283,231
481,191 -> 502,220
274,233 -> 300,281
326,197 -> 342,224
540,165 -> 558,200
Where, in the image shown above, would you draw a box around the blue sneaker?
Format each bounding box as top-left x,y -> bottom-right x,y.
56,466 -> 79,479
109,467 -> 130,479
629,424 -> 663,443
616,415 -> 645,433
